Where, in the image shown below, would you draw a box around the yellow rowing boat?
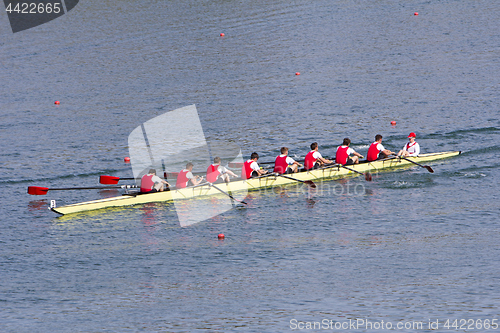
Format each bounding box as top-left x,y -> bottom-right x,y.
50,151 -> 460,216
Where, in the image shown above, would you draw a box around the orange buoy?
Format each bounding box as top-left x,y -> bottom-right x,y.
218,233 -> 225,239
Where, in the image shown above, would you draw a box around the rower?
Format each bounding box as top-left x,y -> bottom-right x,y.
397,132 -> 420,157
206,156 -> 238,183
367,134 -> 395,162
274,147 -> 302,174
242,152 -> 268,179
335,138 -> 363,165
140,169 -> 170,193
176,162 -> 204,189
304,142 -> 332,170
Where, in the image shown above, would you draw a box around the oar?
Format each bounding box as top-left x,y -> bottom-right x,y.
339,165 -> 372,181
399,156 -> 434,173
275,173 -> 316,188
209,183 -> 247,204
100,175 -> 135,184
315,162 -> 372,181
28,185 -> 137,195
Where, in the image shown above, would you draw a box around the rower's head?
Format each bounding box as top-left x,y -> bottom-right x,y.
213,156 -> 221,164
280,147 -> 288,155
342,138 -> 351,146
408,132 -> 416,141
250,152 -> 259,161
310,142 -> 318,151
375,134 -> 383,143
186,162 -> 194,171
148,169 -> 156,175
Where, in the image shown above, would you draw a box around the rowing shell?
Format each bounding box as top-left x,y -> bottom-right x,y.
50,151 -> 460,216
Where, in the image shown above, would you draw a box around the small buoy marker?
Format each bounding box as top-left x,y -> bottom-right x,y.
391,121 -> 397,126
295,72 -> 300,75
218,233 -> 225,239
124,157 -> 131,163
220,33 -> 225,37
414,12 -> 419,16
54,101 -> 60,105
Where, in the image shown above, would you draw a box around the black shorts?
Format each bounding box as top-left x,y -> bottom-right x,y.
345,158 -> 354,166
250,170 -> 259,178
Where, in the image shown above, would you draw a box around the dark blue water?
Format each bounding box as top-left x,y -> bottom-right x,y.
1,0 -> 499,332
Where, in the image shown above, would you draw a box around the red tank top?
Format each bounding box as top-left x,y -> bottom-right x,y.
367,142 -> 381,162
335,146 -> 349,165
241,160 -> 254,179
140,174 -> 155,192
176,170 -> 190,188
206,164 -> 220,183
304,151 -> 317,170
273,155 -> 289,174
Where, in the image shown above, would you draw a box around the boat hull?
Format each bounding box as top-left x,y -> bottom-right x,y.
51,151 -> 461,216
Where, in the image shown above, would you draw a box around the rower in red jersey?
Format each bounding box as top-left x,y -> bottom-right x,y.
241,152 -> 268,179
335,138 -> 364,165
273,147 -> 302,174
366,134 -> 395,162
206,156 -> 237,183
140,169 -> 170,193
397,132 -> 420,157
176,162 -> 204,189
304,142 -> 333,170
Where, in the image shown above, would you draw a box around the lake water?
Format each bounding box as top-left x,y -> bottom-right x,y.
1,0 -> 499,332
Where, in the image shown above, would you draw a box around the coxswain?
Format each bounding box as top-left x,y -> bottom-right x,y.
140,169 -> 170,193
366,134 -> 395,162
304,142 -> 333,170
206,156 -> 238,183
241,152 -> 268,179
397,132 -> 420,157
176,162 -> 204,189
273,147 -> 302,174
335,138 -> 364,165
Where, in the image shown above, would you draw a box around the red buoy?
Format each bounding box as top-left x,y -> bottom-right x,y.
391,121 -> 397,126
54,101 -> 60,105
414,12 -> 419,16
124,157 -> 130,163
295,72 -> 300,75
220,33 -> 225,37
218,233 -> 225,239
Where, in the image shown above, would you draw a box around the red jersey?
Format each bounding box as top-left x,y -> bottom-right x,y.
367,142 -> 381,162
140,174 -> 154,192
176,169 -> 191,188
304,151 -> 317,170
335,146 -> 350,165
241,160 -> 254,179
206,164 -> 220,183
273,155 -> 289,174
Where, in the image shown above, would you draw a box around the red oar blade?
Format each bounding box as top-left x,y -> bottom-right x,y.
425,166 -> 434,173
27,186 -> 49,195
100,175 -> 120,184
304,180 -> 316,188
364,173 -> 373,181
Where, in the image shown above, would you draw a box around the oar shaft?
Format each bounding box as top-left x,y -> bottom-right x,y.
210,184 -> 247,204
399,156 -> 434,173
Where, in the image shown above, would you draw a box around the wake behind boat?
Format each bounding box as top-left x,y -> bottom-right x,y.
47,151 -> 460,216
